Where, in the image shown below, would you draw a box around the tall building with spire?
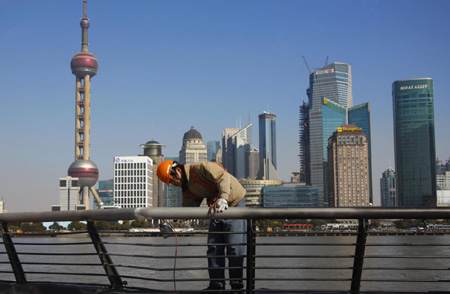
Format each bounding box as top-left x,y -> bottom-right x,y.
66,0 -> 103,210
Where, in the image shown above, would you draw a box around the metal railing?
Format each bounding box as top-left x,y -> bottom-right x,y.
0,207 -> 449,293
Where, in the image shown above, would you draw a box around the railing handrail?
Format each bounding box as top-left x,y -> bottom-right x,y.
1,207 -> 450,293
0,207 -> 450,223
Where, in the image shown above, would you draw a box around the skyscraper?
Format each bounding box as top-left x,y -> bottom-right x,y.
66,0 -> 102,210
179,126 -> 207,165
348,102 -> 373,202
309,97 -> 347,206
327,125 -> 370,207
244,144 -> 260,180
300,62 -> 372,207
222,128 -> 240,171
207,140 -> 220,162
259,112 -> 277,170
308,63 -> 353,111
223,123 -> 253,178
380,167 -> 396,207
392,78 -> 436,207
306,63 -> 352,206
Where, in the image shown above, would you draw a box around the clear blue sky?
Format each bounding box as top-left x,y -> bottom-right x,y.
1,0 -> 449,212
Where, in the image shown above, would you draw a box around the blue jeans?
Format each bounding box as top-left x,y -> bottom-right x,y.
207,198 -> 246,289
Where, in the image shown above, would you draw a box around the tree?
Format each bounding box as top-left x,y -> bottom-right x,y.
309,219 -> 328,230
95,221 -> 111,230
369,220 -> 381,229
131,220 -> 148,228
111,220 -> 131,231
21,222 -> 46,232
68,221 -> 87,231
393,219 -> 417,229
49,222 -> 65,231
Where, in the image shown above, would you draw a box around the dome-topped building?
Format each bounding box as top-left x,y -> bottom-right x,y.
183,126 -> 203,141
179,126 -> 207,165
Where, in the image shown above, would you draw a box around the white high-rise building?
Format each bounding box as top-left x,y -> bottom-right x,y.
114,156 -> 153,208
224,123 -> 253,178
222,128 -> 241,171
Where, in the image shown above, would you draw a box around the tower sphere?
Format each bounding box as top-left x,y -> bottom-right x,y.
68,159 -> 99,188
80,18 -> 90,28
71,52 -> 98,78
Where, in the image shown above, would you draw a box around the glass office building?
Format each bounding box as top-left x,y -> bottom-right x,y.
302,62 -> 372,207
307,63 -> 353,206
207,140 -> 220,162
259,112 -> 277,170
262,184 -> 319,207
348,102 -> 372,202
392,78 -> 436,207
163,157 -> 183,207
309,98 -> 347,206
380,167 -> 396,207
95,179 -> 115,209
308,62 -> 353,110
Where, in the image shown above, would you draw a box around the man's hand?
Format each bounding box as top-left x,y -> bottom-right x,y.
215,199 -> 228,213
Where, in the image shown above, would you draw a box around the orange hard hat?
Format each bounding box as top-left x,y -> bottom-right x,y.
157,160 -> 174,186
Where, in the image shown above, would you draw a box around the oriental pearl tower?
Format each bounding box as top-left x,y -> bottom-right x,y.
67,0 -> 103,209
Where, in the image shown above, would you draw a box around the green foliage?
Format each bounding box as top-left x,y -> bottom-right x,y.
111,220 -> 131,231
67,221 -> 87,231
393,219 -> 418,229
309,219 -> 328,229
49,222 -> 65,231
95,221 -> 111,230
131,220 -> 149,228
8,225 -> 20,232
21,222 -> 46,232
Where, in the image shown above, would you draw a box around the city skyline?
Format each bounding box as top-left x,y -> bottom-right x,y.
1,0 -> 450,212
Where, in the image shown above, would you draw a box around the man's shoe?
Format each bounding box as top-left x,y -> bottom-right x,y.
230,284 -> 245,294
203,282 -> 225,293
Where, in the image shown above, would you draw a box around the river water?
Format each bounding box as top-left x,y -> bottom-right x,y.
0,234 -> 449,292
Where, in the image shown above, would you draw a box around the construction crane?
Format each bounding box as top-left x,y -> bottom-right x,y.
301,55 -> 312,74
325,56 -> 329,66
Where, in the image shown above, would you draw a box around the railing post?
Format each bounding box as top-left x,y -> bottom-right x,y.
87,221 -> 124,289
350,218 -> 367,294
246,218 -> 256,294
0,222 -> 27,283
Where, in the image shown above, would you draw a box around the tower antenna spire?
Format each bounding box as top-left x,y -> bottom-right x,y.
80,0 -> 90,52
83,0 -> 87,18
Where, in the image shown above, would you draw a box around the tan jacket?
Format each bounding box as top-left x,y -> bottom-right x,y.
181,162 -> 246,208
